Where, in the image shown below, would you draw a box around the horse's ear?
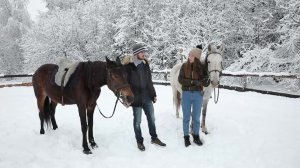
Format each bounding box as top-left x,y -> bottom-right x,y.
105,56 -> 110,63
220,43 -> 225,53
106,56 -> 114,68
106,56 -> 114,65
208,44 -> 211,52
116,56 -> 122,65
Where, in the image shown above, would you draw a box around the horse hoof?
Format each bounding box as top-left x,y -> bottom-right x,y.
40,130 -> 45,134
83,149 -> 92,154
91,143 -> 98,149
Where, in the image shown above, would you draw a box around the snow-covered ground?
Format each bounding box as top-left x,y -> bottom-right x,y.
0,85 -> 299,168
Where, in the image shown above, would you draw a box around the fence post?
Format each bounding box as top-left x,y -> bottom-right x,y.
164,72 -> 168,81
242,76 -> 247,90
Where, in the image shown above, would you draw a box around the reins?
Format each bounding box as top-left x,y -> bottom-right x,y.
95,93 -> 120,118
95,67 -> 130,119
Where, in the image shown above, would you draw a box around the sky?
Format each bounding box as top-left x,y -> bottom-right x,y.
0,85 -> 299,168
27,0 -> 48,22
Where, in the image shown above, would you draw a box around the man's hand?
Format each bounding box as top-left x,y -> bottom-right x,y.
153,97 -> 157,103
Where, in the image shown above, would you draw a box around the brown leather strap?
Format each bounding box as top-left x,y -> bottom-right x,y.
61,68 -> 68,106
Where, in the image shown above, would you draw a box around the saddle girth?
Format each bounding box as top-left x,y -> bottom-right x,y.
61,68 -> 68,106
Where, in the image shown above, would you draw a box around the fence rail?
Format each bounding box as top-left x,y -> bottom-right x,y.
0,74 -> 33,78
152,70 -> 300,98
1,72 -> 300,98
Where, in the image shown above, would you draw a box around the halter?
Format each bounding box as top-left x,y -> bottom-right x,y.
206,52 -> 223,74
206,52 -> 223,104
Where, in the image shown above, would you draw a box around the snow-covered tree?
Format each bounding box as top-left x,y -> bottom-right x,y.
0,0 -> 31,74
20,0 -> 300,73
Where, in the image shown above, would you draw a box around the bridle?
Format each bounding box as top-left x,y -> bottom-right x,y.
206,52 -> 223,104
96,66 -> 131,118
107,66 -> 130,97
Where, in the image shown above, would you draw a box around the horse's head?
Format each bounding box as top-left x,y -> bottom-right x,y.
106,57 -> 134,107
206,42 -> 224,88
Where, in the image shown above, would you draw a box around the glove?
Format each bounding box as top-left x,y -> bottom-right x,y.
202,78 -> 210,87
152,97 -> 157,103
192,80 -> 202,86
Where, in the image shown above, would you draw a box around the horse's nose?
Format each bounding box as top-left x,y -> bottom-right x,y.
211,80 -> 219,88
127,96 -> 134,104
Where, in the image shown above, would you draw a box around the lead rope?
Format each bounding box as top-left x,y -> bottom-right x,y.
96,93 -> 120,118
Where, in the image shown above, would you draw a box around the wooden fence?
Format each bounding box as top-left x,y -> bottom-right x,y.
1,72 -> 300,98
152,70 -> 300,98
0,74 -> 33,88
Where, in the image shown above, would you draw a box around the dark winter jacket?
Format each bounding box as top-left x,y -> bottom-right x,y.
178,58 -> 207,91
125,61 -> 156,106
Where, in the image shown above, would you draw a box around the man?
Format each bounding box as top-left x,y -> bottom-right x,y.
124,43 -> 166,151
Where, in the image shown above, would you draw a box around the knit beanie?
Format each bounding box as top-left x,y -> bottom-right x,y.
189,48 -> 202,59
132,43 -> 147,55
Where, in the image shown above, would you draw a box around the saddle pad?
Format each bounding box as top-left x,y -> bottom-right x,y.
55,58 -> 80,87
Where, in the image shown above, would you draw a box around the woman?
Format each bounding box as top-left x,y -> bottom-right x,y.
178,47 -> 207,147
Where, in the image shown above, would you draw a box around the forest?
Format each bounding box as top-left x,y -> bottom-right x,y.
0,0 -> 299,75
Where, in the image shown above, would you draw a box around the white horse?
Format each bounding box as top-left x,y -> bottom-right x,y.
170,42 -> 224,134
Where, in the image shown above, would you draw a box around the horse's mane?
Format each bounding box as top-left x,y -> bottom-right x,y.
74,61 -> 106,90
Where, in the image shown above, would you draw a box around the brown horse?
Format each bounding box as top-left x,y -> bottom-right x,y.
32,57 -> 134,154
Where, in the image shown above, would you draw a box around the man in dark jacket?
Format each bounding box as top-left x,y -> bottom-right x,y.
125,43 -> 166,151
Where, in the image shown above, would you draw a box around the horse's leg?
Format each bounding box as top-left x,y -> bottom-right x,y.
201,98 -> 209,134
87,104 -> 98,149
50,101 -> 58,130
36,95 -> 52,134
77,105 -> 91,154
37,96 -> 46,134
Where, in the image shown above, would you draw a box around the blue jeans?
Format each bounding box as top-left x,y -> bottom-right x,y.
132,100 -> 157,142
181,91 -> 203,136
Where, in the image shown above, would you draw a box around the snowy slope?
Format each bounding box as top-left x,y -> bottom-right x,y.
0,86 -> 299,168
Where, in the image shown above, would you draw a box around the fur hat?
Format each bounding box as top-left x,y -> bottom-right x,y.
189,48 -> 202,59
132,43 -> 148,55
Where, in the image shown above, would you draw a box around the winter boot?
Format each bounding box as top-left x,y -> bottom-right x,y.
184,135 -> 191,147
137,141 -> 145,151
192,134 -> 203,146
151,137 -> 166,147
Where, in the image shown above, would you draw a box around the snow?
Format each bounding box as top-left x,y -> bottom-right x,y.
221,70 -> 300,78
27,0 -> 48,22
0,85 -> 300,168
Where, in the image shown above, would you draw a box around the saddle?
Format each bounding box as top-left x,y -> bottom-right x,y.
55,58 -> 80,105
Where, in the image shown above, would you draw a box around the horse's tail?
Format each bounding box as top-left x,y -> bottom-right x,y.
171,86 -> 180,108
43,96 -> 51,127
176,90 -> 181,111
170,63 -> 183,117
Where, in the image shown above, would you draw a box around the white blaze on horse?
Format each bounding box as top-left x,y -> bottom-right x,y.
170,42 -> 224,134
